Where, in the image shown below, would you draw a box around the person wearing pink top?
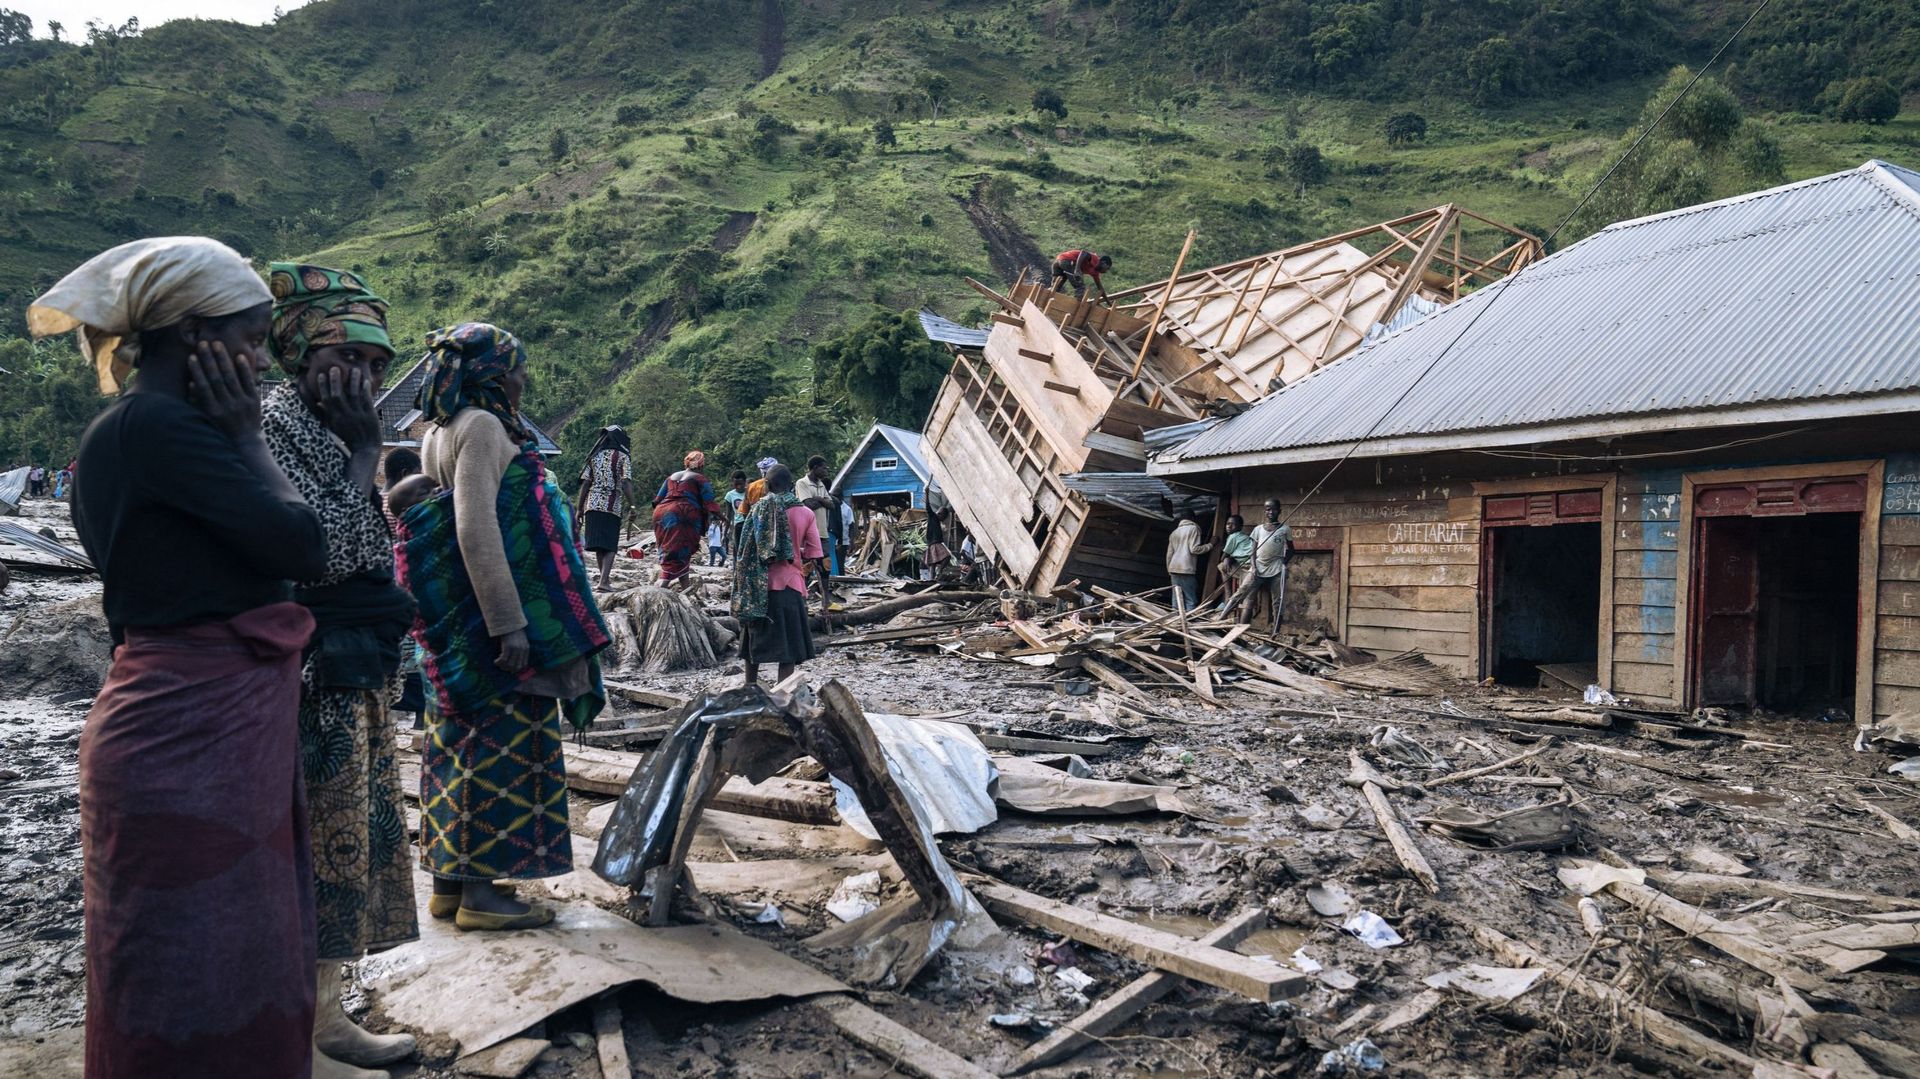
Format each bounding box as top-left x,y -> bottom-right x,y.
733,463 -> 822,685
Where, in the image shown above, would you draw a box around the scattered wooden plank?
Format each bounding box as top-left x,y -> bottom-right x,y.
1009,908 -> 1268,1074
974,732 -> 1123,757
1347,752 -> 1439,894
593,995 -> 631,1079
1602,878 -> 1827,992
1370,989 -> 1443,1036
816,996 -> 996,1079
455,1037 -> 548,1078
1856,798 -> 1920,844
1847,1032 -> 1920,1078
968,877 -> 1309,1002
1470,924 -> 1762,1072
602,682 -> 693,710
1644,867 -> 1920,913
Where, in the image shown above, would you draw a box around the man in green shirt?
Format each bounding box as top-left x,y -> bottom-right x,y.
1217,513 -> 1253,612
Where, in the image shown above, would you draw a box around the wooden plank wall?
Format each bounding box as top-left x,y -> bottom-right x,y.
1875,452 -> 1920,720
1611,471 -> 1683,704
1236,482 -> 1479,676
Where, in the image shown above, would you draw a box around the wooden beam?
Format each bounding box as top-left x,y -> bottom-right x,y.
969,877 -> 1309,1002
1380,204 -> 1455,325
1017,347 -> 1053,363
1601,877 -> 1827,992
1042,380 -> 1082,397
964,276 -> 1017,313
1347,752 -> 1440,894
1469,924 -> 1762,1072
1010,908 -> 1268,1074
817,997 -> 996,1079
593,995 -> 631,1079
1132,228 -> 1196,384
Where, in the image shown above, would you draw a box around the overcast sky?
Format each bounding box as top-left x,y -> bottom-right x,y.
9,0 -> 309,34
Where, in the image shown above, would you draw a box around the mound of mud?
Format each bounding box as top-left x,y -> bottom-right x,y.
0,593 -> 111,696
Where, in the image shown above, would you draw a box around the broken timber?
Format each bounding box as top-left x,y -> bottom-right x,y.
968,876 -> 1309,1002
816,997 -> 995,1079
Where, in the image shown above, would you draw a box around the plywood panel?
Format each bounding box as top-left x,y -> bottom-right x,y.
1876,648 -> 1920,689
1348,563 -> 1478,588
1875,615 -> 1920,652
1614,549 -> 1678,581
1879,544 -> 1920,582
1613,632 -> 1676,665
1345,625 -> 1470,658
1346,586 -> 1478,613
1613,604 -> 1677,635
1348,542 -> 1478,567
1615,660 -> 1677,700
924,391 -> 1040,580
1346,606 -> 1473,633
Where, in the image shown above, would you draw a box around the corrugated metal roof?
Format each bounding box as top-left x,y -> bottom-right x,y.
1060,472 -> 1216,521
375,357 -> 562,456
919,310 -> 990,349
1157,160 -> 1920,472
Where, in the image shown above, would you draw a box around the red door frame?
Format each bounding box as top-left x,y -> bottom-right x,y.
1478,488 -> 1606,681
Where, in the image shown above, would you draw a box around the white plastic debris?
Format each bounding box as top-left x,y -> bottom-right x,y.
1054,968 -> 1096,993
1422,964 -> 1545,1002
1009,965 -> 1036,987
1583,684 -> 1619,706
751,900 -> 786,928
1289,948 -> 1324,974
1341,911 -> 1404,948
825,870 -> 883,923
1891,757 -> 1920,781
1316,1036 -> 1385,1074
1307,883 -> 1356,917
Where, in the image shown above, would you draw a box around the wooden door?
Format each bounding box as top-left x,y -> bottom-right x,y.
1693,516 -> 1759,706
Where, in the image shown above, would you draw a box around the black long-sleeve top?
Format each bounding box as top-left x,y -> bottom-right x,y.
71,393 -> 329,643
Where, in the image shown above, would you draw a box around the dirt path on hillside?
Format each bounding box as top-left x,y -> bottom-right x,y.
958,176 -> 1050,288
757,0 -> 785,79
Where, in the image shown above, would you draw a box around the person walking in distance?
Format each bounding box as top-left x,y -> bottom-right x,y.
1240,499 -> 1293,633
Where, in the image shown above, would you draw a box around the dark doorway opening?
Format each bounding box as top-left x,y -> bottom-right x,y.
1484,522 -> 1602,686
1693,513 -> 1858,710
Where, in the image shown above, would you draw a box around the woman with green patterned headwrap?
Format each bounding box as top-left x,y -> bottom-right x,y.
261,263 -> 422,1079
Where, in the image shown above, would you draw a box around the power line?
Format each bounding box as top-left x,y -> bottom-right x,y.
1274,0 -> 1776,526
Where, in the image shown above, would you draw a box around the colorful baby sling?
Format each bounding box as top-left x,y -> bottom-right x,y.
397,444 -> 610,730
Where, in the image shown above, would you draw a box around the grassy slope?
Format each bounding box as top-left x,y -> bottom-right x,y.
3,0 -> 1919,474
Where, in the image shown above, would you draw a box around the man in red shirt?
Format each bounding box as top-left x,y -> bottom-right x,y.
1050,249 -> 1112,303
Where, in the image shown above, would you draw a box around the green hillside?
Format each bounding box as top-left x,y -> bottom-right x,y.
2,0 -> 1918,483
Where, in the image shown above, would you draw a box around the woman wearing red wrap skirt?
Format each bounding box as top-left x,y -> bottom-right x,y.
32,237 -> 330,1079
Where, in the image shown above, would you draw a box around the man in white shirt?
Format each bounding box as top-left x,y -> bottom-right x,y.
1164,511 -> 1213,612
1240,499 -> 1292,632
795,455 -> 838,606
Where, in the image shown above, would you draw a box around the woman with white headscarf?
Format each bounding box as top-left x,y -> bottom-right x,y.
35,237 -> 331,1079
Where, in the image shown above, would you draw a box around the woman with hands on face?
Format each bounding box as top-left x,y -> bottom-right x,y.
261,265 -> 423,1079
31,237 -> 328,1079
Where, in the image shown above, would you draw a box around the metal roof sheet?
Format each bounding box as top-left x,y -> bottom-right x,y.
1158,160 -> 1920,471
1060,472 -> 1216,521
918,310 -> 990,349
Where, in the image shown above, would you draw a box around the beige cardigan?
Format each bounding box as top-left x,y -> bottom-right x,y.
422,409 -> 525,637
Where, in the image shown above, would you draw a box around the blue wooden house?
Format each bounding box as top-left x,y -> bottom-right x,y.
832,423 -> 936,510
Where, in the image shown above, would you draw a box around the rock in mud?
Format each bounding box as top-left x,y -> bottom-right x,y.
0,594 -> 111,696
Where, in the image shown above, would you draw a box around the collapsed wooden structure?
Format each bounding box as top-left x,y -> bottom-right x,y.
921,206 -> 1542,595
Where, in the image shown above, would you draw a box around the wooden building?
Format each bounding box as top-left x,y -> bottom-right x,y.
918,207 -> 1540,595
1150,161 -> 1920,725
831,423 -> 935,511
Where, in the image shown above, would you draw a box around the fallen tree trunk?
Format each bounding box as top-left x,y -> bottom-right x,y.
815,590 -> 995,629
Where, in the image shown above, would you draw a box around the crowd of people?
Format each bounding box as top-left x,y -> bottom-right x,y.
26,235 -> 894,1078
1164,498 -> 1296,632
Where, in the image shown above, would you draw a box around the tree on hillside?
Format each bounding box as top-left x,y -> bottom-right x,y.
812,310 -> 950,429
701,350 -> 776,419
0,8 -> 31,46
1465,36 -> 1523,105
1032,87 -> 1067,122
915,71 -> 950,120
1384,112 -> 1426,147
616,366 -> 729,491
46,18 -> 61,41
1285,143 -> 1327,196
1642,68 -> 1742,154
724,393 -> 844,475
549,127 -> 570,161
872,118 -> 895,148
1836,77 -> 1900,124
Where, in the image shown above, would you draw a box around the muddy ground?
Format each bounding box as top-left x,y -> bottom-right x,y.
4,536 -> 1918,1077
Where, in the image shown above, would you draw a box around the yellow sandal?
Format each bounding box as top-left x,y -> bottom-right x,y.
454,903 -> 554,932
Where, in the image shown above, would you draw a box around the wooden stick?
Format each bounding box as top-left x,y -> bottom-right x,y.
817,996 -> 996,1079
1469,923 -> 1762,1072
1346,752 -> 1440,894
1601,877 -> 1826,992
1644,867 -> 1920,913
1856,797 -> 1920,844
968,877 -> 1308,1002
1133,229 -> 1195,385
1427,739 -> 1554,787
1009,908 -> 1268,1074
593,995 -> 632,1078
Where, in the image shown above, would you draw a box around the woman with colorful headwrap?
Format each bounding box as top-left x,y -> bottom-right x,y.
34,237 -> 327,1079
403,322 -> 610,932
650,449 -> 725,586
261,263 -> 422,1078
573,424 -> 635,590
